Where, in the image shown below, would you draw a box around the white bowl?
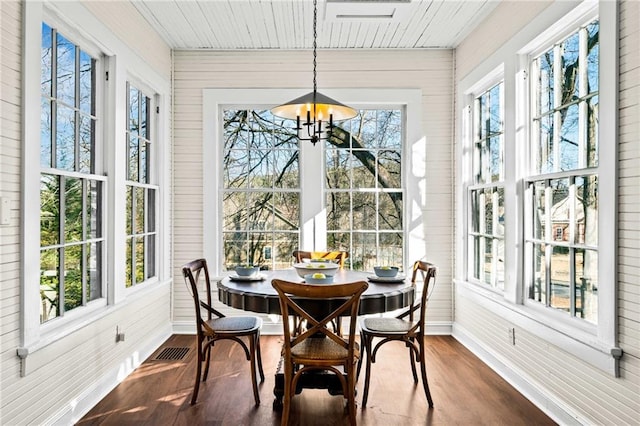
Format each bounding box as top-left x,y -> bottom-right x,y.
293,262 -> 339,278
374,266 -> 399,278
304,273 -> 335,284
235,265 -> 260,277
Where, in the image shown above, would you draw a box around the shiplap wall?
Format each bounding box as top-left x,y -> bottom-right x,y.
454,0 -> 640,424
172,49 -> 455,329
0,1 -> 173,424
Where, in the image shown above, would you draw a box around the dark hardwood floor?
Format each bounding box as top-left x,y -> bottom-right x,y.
77,334 -> 556,425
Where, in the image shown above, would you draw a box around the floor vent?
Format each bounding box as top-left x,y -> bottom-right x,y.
153,347 -> 189,361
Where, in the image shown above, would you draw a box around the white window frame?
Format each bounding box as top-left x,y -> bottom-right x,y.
456,0 -> 620,376
203,89 -> 425,277
20,1 -> 171,359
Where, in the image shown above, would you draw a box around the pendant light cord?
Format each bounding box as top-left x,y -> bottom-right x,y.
312,0 -> 318,110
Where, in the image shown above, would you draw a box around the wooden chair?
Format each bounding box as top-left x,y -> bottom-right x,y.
357,260 -> 436,408
182,258 -> 265,405
272,279 -> 368,426
292,250 -> 349,268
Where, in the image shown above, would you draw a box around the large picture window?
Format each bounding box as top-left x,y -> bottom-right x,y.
220,107 -> 405,272
526,19 -> 599,324
39,22 -> 104,322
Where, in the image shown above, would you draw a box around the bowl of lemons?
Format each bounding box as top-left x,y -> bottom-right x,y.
304,272 -> 334,284
293,262 -> 339,278
373,265 -> 399,278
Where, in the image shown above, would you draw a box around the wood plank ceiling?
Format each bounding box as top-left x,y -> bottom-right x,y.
131,0 -> 501,50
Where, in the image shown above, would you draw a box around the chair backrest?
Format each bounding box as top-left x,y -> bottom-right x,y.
182,258 -> 226,335
410,261 -> 437,331
292,250 -> 349,268
272,279 -> 368,359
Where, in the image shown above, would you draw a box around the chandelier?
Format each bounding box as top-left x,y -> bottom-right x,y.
271,0 -> 358,145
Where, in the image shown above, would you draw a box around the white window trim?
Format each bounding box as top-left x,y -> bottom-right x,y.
455,0 -> 620,376
202,88 -> 424,277
20,1 -> 171,360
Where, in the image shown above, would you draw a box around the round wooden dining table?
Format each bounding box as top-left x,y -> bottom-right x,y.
216,267 -> 415,408
217,268 -> 415,316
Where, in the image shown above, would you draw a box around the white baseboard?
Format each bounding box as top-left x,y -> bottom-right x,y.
47,324 -> 173,426
452,323 -> 585,426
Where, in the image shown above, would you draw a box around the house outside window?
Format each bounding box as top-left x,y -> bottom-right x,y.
125,83 -> 158,287
467,82 -> 504,290
525,19 -> 599,324
39,22 -> 104,322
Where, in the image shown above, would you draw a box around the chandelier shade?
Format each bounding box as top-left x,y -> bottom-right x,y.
271,91 -> 358,122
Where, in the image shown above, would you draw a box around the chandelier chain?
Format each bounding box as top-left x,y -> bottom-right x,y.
313,0 -> 317,97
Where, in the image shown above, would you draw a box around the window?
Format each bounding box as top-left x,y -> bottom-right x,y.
326,110 -> 404,270
39,22 -> 104,322
526,19 -> 599,324
218,103 -> 407,272
467,82 -> 504,290
125,83 -> 158,286
458,1 -> 618,374
221,109 -> 300,270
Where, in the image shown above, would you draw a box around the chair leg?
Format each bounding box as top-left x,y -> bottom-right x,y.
408,338 -> 419,383
347,363 -> 357,425
202,340 -> 213,381
281,361 -> 293,426
361,333 -> 373,408
419,340 -> 434,408
191,337 -> 204,405
256,333 -> 265,382
248,334 -> 261,405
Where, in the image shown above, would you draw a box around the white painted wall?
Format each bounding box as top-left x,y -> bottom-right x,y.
0,1 -> 173,424
171,49 -> 456,333
453,0 -> 640,424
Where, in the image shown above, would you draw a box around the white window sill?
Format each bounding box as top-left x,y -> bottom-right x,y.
454,279 -> 622,377
17,279 -> 171,376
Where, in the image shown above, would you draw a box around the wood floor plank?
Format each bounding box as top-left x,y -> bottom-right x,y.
77,335 -> 556,425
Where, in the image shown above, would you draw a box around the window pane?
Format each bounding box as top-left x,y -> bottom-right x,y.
359,110 -> 377,149
378,150 -> 401,188
352,192 -> 376,230
326,149 -> 350,189
538,51 -> 554,115
64,244 -> 83,312
326,192 -> 350,230
472,236 -> 481,280
129,86 -> 139,135
483,189 -> 493,234
274,150 -> 298,189
40,248 -> 59,322
532,181 -> 546,240
56,32 -> 75,106
576,175 -> 598,246
64,177 -> 83,242
129,133 -> 139,181
56,104 -> 75,171
559,104 -> 579,171
141,94 -> 149,139
537,114 -> 554,173
482,237 -> 493,286
126,186 -> 133,235
41,23 -> 52,96
470,190 -> 479,233
549,245 -> 570,314
125,238 -> 133,287
378,110 -> 402,149
587,94 -> 599,167
147,189 -> 156,233
273,192 -> 299,230
379,192 -> 402,230
135,236 -> 145,284
87,180 -> 101,239
78,114 -> 94,173
40,174 -> 60,246
352,232 -> 376,270
586,22 -> 599,92
379,232 -> 403,267
146,235 -> 155,279
576,248 -> 597,323
274,232 -> 299,269
87,241 -> 102,301
561,32 -> 580,104
496,187 -> 505,237
41,98 -> 52,167
139,138 -> 147,183
79,51 -> 94,115
135,187 -> 145,233
248,150 -> 272,188
532,243 -> 547,303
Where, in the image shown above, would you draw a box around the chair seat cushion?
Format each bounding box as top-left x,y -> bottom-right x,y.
362,317 -> 415,333
207,316 -> 261,332
292,338 -> 360,361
